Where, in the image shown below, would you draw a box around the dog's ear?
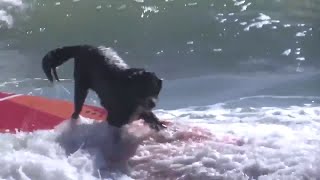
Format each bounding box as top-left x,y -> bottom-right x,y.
127,69 -> 163,92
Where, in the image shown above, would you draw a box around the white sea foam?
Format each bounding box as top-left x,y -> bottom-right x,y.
0,0 -> 26,28
141,6 -> 159,18
1,99 -> 320,179
282,49 -> 291,56
0,0 -> 23,6
234,0 -> 245,6
296,31 -> 307,37
244,13 -> 280,31
0,10 -> 13,28
241,2 -> 251,11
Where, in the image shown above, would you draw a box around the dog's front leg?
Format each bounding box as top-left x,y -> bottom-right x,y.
71,81 -> 89,120
140,111 -> 166,131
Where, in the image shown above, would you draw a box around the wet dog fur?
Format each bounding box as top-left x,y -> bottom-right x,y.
41,45 -> 166,131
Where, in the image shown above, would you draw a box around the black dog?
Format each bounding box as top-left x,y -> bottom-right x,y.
42,45 -> 166,131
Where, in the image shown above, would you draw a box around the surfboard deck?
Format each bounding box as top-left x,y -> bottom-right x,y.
0,92 -> 107,133
0,91 -> 244,146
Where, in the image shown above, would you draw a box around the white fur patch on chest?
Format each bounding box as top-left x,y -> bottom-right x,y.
98,46 -> 129,70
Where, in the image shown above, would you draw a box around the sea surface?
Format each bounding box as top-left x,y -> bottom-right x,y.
0,0 -> 320,179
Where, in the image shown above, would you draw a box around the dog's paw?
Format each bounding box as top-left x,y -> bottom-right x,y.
71,113 -> 79,120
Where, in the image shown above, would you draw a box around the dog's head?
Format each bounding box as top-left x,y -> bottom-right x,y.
127,69 -> 163,110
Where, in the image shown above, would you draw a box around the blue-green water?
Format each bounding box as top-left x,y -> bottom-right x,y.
0,0 -> 319,109
1,1 -> 320,179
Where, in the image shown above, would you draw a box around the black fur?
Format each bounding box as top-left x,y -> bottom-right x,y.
42,45 -> 166,131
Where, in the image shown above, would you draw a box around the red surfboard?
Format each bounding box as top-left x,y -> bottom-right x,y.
0,91 -> 107,133
0,91 -> 244,145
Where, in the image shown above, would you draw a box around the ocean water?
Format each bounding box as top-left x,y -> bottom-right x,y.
0,0 -> 320,179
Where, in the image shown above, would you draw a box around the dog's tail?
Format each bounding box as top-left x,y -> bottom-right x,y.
42,46 -> 82,83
